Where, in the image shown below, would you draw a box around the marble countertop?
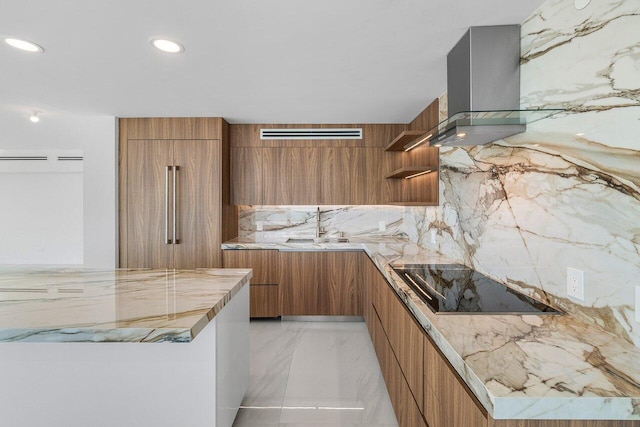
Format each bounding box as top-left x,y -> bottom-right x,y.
223,236 -> 640,420
0,267 -> 252,343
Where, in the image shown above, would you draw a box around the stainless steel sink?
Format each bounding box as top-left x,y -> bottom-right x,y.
286,237 -> 350,243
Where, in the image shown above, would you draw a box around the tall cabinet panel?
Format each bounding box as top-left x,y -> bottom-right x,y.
173,140 -> 222,269
119,118 -> 236,269
125,139 -> 174,268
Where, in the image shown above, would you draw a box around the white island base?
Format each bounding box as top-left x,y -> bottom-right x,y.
0,283 -> 249,427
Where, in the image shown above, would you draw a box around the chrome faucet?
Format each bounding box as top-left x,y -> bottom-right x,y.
316,207 -> 324,238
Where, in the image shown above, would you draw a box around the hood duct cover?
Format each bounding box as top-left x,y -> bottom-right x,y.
420,25 -> 561,148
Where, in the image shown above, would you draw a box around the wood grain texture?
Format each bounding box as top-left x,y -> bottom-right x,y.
262,147 -> 322,205
280,251 -> 322,315
231,148 -> 263,205
409,98 -> 440,132
372,303 -> 426,427
230,123 -> 407,205
223,249 -> 281,317
219,118 -> 238,243
124,139 -> 174,268
119,117 -> 231,268
280,251 -> 360,316
118,119 -> 129,267
385,130 -> 428,151
248,284 -> 281,318
389,291 -> 425,414
424,334 -> 488,427
222,249 -> 280,284
122,117 -> 223,140
172,140 -> 222,268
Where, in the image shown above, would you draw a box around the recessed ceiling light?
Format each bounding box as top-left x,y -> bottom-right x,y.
151,38 -> 184,54
456,132 -> 466,138
29,112 -> 40,123
5,38 -> 44,53
576,132 -> 585,136
433,143 -> 442,148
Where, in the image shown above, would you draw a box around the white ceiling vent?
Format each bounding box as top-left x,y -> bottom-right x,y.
260,128 -> 363,140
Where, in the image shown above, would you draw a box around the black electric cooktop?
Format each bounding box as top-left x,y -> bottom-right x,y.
391,264 -> 559,314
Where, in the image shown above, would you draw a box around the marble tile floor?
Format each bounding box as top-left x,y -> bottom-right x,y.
233,320 -> 398,427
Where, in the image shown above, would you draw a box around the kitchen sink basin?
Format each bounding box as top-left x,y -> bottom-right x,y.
286,237 -> 350,243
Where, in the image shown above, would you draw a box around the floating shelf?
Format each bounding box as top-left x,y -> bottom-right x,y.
385,166 -> 435,179
385,130 -> 428,151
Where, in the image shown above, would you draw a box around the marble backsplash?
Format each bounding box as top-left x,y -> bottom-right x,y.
408,0 -> 640,346
237,205 -> 406,240
237,0 -> 640,347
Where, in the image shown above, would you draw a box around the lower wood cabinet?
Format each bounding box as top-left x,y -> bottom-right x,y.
222,249 -> 280,318
280,251 -> 361,316
371,303 -> 426,427
424,334 -> 488,427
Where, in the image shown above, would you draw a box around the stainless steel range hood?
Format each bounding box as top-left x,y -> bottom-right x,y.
408,25 -> 560,150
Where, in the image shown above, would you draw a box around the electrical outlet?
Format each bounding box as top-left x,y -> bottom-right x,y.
636,286 -> 640,323
430,229 -> 437,244
256,221 -> 263,231
566,267 -> 585,301
378,221 -> 386,232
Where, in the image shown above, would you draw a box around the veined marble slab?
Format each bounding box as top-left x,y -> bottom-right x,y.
0,267 -> 252,343
223,237 -> 640,420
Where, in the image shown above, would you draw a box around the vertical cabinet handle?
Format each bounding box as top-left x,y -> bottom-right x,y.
173,166 -> 179,244
165,166 -> 172,244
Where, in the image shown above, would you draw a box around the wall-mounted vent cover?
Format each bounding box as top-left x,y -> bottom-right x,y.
57,156 -> 83,161
0,156 -> 48,161
260,128 -> 363,140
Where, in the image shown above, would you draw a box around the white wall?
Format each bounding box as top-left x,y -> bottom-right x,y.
0,110 -> 117,267
0,171 -> 84,264
81,117 -> 117,268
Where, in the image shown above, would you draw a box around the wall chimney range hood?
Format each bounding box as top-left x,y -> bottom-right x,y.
410,25 -> 561,150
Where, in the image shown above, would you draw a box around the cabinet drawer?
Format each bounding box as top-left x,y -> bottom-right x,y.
222,249 -> 280,284
249,284 -> 280,318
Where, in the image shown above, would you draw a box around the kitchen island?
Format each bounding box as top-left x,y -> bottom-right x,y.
223,237 -> 640,423
0,267 -> 252,427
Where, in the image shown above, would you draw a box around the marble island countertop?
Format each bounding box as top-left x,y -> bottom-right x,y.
223,236 -> 640,420
0,267 -> 252,343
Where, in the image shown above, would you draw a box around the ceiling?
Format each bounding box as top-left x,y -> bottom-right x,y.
0,0 -> 546,124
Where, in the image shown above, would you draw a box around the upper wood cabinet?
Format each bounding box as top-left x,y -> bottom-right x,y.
230,123 -> 438,205
119,118 -> 237,269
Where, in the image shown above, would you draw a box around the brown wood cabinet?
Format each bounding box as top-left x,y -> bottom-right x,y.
230,123 -> 437,205
371,300 -> 426,427
424,334 -> 488,427
280,251 -> 361,316
119,118 -> 236,269
223,249 -> 281,318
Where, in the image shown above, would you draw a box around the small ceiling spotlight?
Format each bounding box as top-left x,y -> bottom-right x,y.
150,38 -> 185,54
29,112 -> 40,123
5,38 -> 44,53
456,132 -> 466,138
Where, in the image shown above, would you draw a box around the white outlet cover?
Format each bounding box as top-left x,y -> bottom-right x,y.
430,229 -> 437,244
636,286 -> 640,323
256,221 -> 263,231
378,221 -> 386,232
567,267 -> 585,301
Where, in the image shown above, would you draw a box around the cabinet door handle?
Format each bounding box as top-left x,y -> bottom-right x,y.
173,165 -> 180,244
165,166 -> 172,244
